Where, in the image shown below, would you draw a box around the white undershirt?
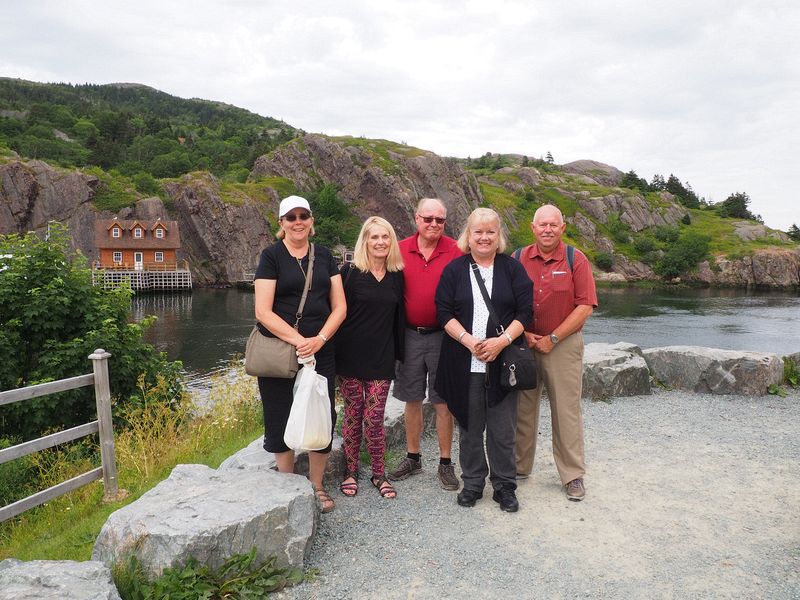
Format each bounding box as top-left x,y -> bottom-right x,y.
469,263 -> 494,373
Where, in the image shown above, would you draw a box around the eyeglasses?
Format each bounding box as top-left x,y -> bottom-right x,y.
283,212 -> 312,222
417,215 -> 446,225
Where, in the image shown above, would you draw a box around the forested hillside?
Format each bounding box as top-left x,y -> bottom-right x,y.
0,78 -> 299,186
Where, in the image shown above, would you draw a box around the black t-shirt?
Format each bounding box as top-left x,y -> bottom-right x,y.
254,241 -> 340,338
335,264 -> 404,380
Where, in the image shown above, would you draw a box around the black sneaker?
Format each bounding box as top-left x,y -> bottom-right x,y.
492,487 -> 519,512
457,488 -> 483,507
387,456 -> 422,481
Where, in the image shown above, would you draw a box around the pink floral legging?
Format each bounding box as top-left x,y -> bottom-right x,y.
339,377 -> 391,477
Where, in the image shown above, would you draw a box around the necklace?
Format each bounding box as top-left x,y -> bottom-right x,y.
295,256 -> 306,278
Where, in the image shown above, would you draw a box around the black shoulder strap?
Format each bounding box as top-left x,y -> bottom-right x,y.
342,262 -> 355,291
469,258 -> 504,336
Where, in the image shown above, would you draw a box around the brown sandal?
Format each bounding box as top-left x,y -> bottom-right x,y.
314,487 -> 336,513
371,475 -> 397,499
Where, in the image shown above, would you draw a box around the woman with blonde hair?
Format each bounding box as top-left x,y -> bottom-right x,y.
434,207 -> 532,512
336,216 -> 405,499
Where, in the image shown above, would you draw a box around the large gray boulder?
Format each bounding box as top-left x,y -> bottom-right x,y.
583,343 -> 652,399
219,434 -> 346,484
92,464 -> 315,579
0,559 -> 120,600
643,346 -> 783,395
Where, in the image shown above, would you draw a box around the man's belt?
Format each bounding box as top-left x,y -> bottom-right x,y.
407,325 -> 442,335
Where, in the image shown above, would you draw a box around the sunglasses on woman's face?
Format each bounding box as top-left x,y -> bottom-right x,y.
283,212 -> 312,222
418,215 -> 446,224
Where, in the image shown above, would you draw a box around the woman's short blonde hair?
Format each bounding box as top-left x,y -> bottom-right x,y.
457,207 -> 507,254
352,216 -> 404,272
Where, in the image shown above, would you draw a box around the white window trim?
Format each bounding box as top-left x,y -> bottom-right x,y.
112,227 -> 121,238
113,252 -> 122,263
155,228 -> 165,238
154,252 -> 164,262
133,228 -> 143,238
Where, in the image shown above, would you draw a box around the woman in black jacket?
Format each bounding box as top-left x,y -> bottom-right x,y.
434,207 -> 532,512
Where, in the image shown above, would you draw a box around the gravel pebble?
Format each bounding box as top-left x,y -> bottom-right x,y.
278,390 -> 800,599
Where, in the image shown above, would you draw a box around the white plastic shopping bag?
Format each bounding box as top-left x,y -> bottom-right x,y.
284,357 -> 332,451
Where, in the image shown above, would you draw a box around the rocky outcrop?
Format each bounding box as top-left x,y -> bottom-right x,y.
92,464 -> 316,578
643,346 -> 783,395
582,343 -> 652,399
383,392 -> 436,449
683,248 -> 800,288
0,559 -> 120,600
576,191 -> 686,232
162,174 -> 275,284
733,221 -> 790,243
562,160 -> 624,187
0,159 -> 99,252
251,134 -> 481,239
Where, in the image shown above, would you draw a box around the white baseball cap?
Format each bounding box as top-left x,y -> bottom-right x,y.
278,195 -> 311,218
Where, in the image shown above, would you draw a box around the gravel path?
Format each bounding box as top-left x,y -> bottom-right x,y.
279,391 -> 800,599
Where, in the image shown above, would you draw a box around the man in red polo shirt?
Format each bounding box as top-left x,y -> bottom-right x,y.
514,204 -> 598,501
388,198 -> 464,490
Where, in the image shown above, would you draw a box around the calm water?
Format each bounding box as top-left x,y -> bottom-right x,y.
134,287 -> 800,376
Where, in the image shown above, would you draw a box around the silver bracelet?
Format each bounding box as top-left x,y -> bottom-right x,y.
318,333 -> 328,342
458,331 -> 468,342
504,332 -> 513,344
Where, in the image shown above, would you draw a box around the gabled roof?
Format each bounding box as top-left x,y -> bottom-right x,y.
95,219 -> 181,250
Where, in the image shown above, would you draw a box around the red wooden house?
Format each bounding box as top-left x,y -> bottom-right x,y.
95,218 -> 181,270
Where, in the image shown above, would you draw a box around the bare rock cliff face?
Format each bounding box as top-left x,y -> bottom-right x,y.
689,248 -> 800,287
162,174 -> 276,285
251,134 -> 481,238
0,159 -> 100,254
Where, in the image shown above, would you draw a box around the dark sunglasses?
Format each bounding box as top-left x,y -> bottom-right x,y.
418,215 -> 446,224
283,212 -> 312,222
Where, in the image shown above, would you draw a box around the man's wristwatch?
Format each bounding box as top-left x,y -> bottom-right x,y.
549,333 -> 559,344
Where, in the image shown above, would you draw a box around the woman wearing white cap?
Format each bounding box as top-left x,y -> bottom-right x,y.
253,195 -> 347,513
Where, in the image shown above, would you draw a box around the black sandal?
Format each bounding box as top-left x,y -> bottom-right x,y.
371,475 -> 397,499
339,472 -> 359,497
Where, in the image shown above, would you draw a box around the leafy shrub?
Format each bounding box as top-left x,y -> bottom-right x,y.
654,226 -> 679,243
132,172 -> 160,196
113,549 -> 305,600
633,235 -> 657,254
654,231 -> 711,279
606,213 -> 631,244
595,252 -> 614,271
0,224 -> 183,441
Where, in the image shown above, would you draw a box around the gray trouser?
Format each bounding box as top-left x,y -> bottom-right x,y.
459,373 -> 518,493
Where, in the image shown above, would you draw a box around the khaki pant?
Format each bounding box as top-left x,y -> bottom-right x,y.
515,332 -> 585,484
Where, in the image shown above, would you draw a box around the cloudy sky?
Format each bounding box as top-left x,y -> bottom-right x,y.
3,1 -> 798,230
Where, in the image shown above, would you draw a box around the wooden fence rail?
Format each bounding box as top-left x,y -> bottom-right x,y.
0,349 -> 119,523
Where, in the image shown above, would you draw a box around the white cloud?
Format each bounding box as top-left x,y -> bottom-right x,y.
2,0 -> 798,229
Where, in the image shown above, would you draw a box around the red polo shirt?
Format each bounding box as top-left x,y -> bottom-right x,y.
517,241 -> 598,336
400,233 -> 463,327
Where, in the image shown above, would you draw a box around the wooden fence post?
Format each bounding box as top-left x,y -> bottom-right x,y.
89,348 -> 119,500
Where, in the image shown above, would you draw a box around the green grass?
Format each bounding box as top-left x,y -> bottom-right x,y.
327,135 -> 428,175
85,167 -> 140,212
0,367 -> 263,561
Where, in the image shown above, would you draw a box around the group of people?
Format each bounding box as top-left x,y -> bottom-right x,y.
253,194 -> 597,514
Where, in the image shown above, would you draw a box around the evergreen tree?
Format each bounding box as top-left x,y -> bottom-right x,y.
787,224 -> 800,241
